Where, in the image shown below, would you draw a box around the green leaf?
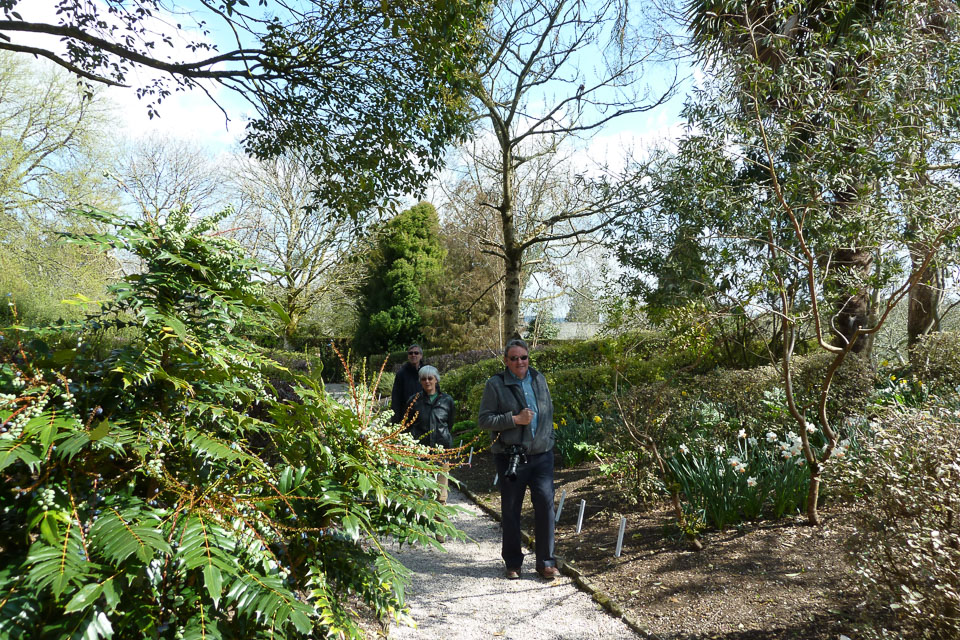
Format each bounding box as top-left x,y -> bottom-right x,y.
342,514 -> 360,539
289,608 -> 313,634
88,421 -> 111,441
39,512 -> 59,546
88,508 -> 171,564
65,583 -> 103,614
203,564 -> 223,608
268,301 -> 291,324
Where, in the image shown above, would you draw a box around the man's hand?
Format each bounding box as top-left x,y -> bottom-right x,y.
512,408 -> 534,426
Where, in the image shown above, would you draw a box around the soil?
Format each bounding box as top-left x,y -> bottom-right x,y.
453,451 -> 868,640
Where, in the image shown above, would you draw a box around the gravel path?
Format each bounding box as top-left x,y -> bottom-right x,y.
386,489 -> 639,640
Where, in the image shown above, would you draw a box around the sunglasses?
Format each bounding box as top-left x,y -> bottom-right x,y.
408,351 -> 421,355
508,355 -> 529,362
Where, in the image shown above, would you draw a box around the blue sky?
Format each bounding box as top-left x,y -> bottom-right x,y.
17,1 -> 693,170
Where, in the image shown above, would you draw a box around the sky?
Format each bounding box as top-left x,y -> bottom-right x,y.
14,1 -> 249,149
14,1 -> 690,165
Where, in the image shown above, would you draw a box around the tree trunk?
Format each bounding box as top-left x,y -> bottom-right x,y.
283,311 -> 301,351
907,242 -> 943,346
830,247 -> 874,354
502,252 -> 524,340
806,462 -> 821,526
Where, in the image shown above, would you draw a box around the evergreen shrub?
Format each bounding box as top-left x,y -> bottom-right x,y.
910,331 -> 960,390
0,208 -> 455,639
852,395 -> 960,640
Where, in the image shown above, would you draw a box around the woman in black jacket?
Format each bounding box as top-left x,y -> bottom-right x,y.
406,365 -> 455,504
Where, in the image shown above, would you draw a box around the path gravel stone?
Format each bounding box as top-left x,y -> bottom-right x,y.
386,488 -> 640,640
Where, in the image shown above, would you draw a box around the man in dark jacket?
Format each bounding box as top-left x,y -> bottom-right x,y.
478,338 -> 559,581
391,343 -> 423,424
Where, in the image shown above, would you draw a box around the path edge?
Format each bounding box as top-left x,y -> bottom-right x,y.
456,483 -> 659,640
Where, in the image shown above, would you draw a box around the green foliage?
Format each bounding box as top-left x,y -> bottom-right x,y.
13,2 -> 488,215
553,418 -> 601,467
910,331 -> 960,390
0,207 -> 457,639
450,419 -> 489,451
852,393 -> 960,640
0,52 -> 120,328
354,202 -> 444,354
665,418 -> 870,529
420,221 -> 501,352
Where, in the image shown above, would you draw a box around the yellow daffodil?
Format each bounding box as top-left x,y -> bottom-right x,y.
593,415 -> 602,424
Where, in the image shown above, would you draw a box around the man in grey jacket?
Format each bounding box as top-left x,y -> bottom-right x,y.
478,338 -> 559,580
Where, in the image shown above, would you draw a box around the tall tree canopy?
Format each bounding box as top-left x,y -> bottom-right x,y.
615,0 -> 960,523
455,0 -> 675,339
1,0 -> 488,212
0,53 -> 120,324
353,202 -> 444,354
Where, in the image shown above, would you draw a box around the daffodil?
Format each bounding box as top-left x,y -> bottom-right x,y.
747,476 -> 757,487
679,443 -> 690,454
553,422 -> 558,430
737,429 -> 747,439
593,415 -> 602,424
766,431 -> 777,443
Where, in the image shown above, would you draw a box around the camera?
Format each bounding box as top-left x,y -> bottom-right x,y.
503,444 -> 528,481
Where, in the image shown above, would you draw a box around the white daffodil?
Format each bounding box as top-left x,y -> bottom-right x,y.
766,431 -> 778,443
747,477 -> 757,487
738,429 -> 747,439
679,444 -> 690,454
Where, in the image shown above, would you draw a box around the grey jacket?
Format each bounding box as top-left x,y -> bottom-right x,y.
478,367 -> 554,455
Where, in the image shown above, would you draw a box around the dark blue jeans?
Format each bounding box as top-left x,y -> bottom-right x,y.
495,449 -> 556,570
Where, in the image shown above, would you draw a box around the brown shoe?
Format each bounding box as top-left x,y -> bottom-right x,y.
536,566 -> 560,580
505,568 -> 521,580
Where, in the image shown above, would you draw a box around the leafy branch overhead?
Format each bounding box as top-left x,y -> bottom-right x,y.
0,0 -> 489,212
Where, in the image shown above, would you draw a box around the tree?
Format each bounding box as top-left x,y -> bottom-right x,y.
114,134 -> 231,223
455,0 -> 675,339
230,152 -> 371,348
0,53 -> 120,324
421,204 -> 504,352
353,202 -> 444,354
1,0 -> 488,212
682,0 -> 960,354
625,0 -> 960,524
628,0 -> 960,525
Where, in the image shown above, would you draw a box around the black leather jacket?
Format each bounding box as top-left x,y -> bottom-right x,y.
391,361 -> 423,424
406,389 -> 455,449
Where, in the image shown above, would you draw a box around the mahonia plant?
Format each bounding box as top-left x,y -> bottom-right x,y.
0,207 -> 457,639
